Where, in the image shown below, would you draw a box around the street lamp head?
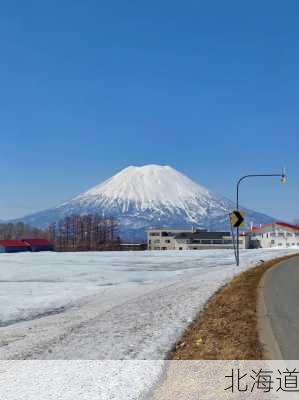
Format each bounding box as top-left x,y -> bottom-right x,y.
281,167 -> 287,184
281,174 -> 287,184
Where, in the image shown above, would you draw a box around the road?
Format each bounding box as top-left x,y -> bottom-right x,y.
263,255 -> 299,359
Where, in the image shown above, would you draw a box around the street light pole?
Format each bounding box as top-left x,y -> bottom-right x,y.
235,170 -> 287,266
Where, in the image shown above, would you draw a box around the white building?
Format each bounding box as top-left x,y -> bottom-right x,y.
147,228 -> 248,250
147,228 -> 194,250
249,222 -> 299,248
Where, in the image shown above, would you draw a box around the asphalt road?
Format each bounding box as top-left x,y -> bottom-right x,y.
263,255 -> 299,359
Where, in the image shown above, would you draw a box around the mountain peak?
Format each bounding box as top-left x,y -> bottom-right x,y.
74,164 -> 213,210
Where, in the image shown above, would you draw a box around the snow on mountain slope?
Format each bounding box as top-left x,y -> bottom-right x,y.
17,165 -> 274,239
73,165 -> 213,209
66,165 -> 229,218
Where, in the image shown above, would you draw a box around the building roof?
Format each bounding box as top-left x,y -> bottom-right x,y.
276,221 -> 299,230
175,231 -> 230,240
0,240 -> 30,248
251,221 -> 299,232
22,238 -> 53,246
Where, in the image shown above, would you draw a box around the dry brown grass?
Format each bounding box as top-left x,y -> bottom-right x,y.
170,255 -> 297,360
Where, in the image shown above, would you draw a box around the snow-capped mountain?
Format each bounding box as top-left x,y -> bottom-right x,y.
17,165 -> 274,240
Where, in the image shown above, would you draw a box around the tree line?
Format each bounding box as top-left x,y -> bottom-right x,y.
48,214 -> 120,251
0,222 -> 48,240
0,214 -> 121,252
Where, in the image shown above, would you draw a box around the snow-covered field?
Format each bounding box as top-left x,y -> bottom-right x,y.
0,248 -> 298,361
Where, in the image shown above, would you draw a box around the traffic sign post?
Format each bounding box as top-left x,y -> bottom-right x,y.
230,210 -> 245,266
229,213 -> 237,264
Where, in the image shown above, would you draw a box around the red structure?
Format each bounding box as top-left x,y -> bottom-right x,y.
22,238 -> 54,252
0,240 -> 30,253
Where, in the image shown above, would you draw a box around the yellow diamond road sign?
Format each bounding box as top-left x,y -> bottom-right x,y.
230,210 -> 245,228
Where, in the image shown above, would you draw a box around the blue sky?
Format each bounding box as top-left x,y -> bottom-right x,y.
0,1 -> 298,221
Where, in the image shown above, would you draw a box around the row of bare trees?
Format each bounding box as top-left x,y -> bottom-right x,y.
0,222 -> 48,240
48,214 -> 120,251
0,214 -> 121,252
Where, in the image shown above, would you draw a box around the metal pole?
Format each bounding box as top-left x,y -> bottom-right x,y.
229,214 -> 237,264
235,172 -> 286,267
236,181 -> 240,266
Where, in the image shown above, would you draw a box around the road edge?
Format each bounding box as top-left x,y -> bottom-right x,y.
257,260 -> 284,360
257,255 -> 299,360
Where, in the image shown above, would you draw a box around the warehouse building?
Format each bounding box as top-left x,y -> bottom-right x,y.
0,238 -> 54,253
22,238 -> 54,252
147,228 -> 248,250
0,240 -> 30,253
174,231 -> 248,250
120,243 -> 147,251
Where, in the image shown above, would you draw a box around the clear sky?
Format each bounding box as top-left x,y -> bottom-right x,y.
0,1 -> 298,221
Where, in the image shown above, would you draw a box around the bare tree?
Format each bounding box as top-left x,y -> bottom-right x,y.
49,214 -> 120,252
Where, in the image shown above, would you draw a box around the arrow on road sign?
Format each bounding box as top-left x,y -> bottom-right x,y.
230,210 -> 245,228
